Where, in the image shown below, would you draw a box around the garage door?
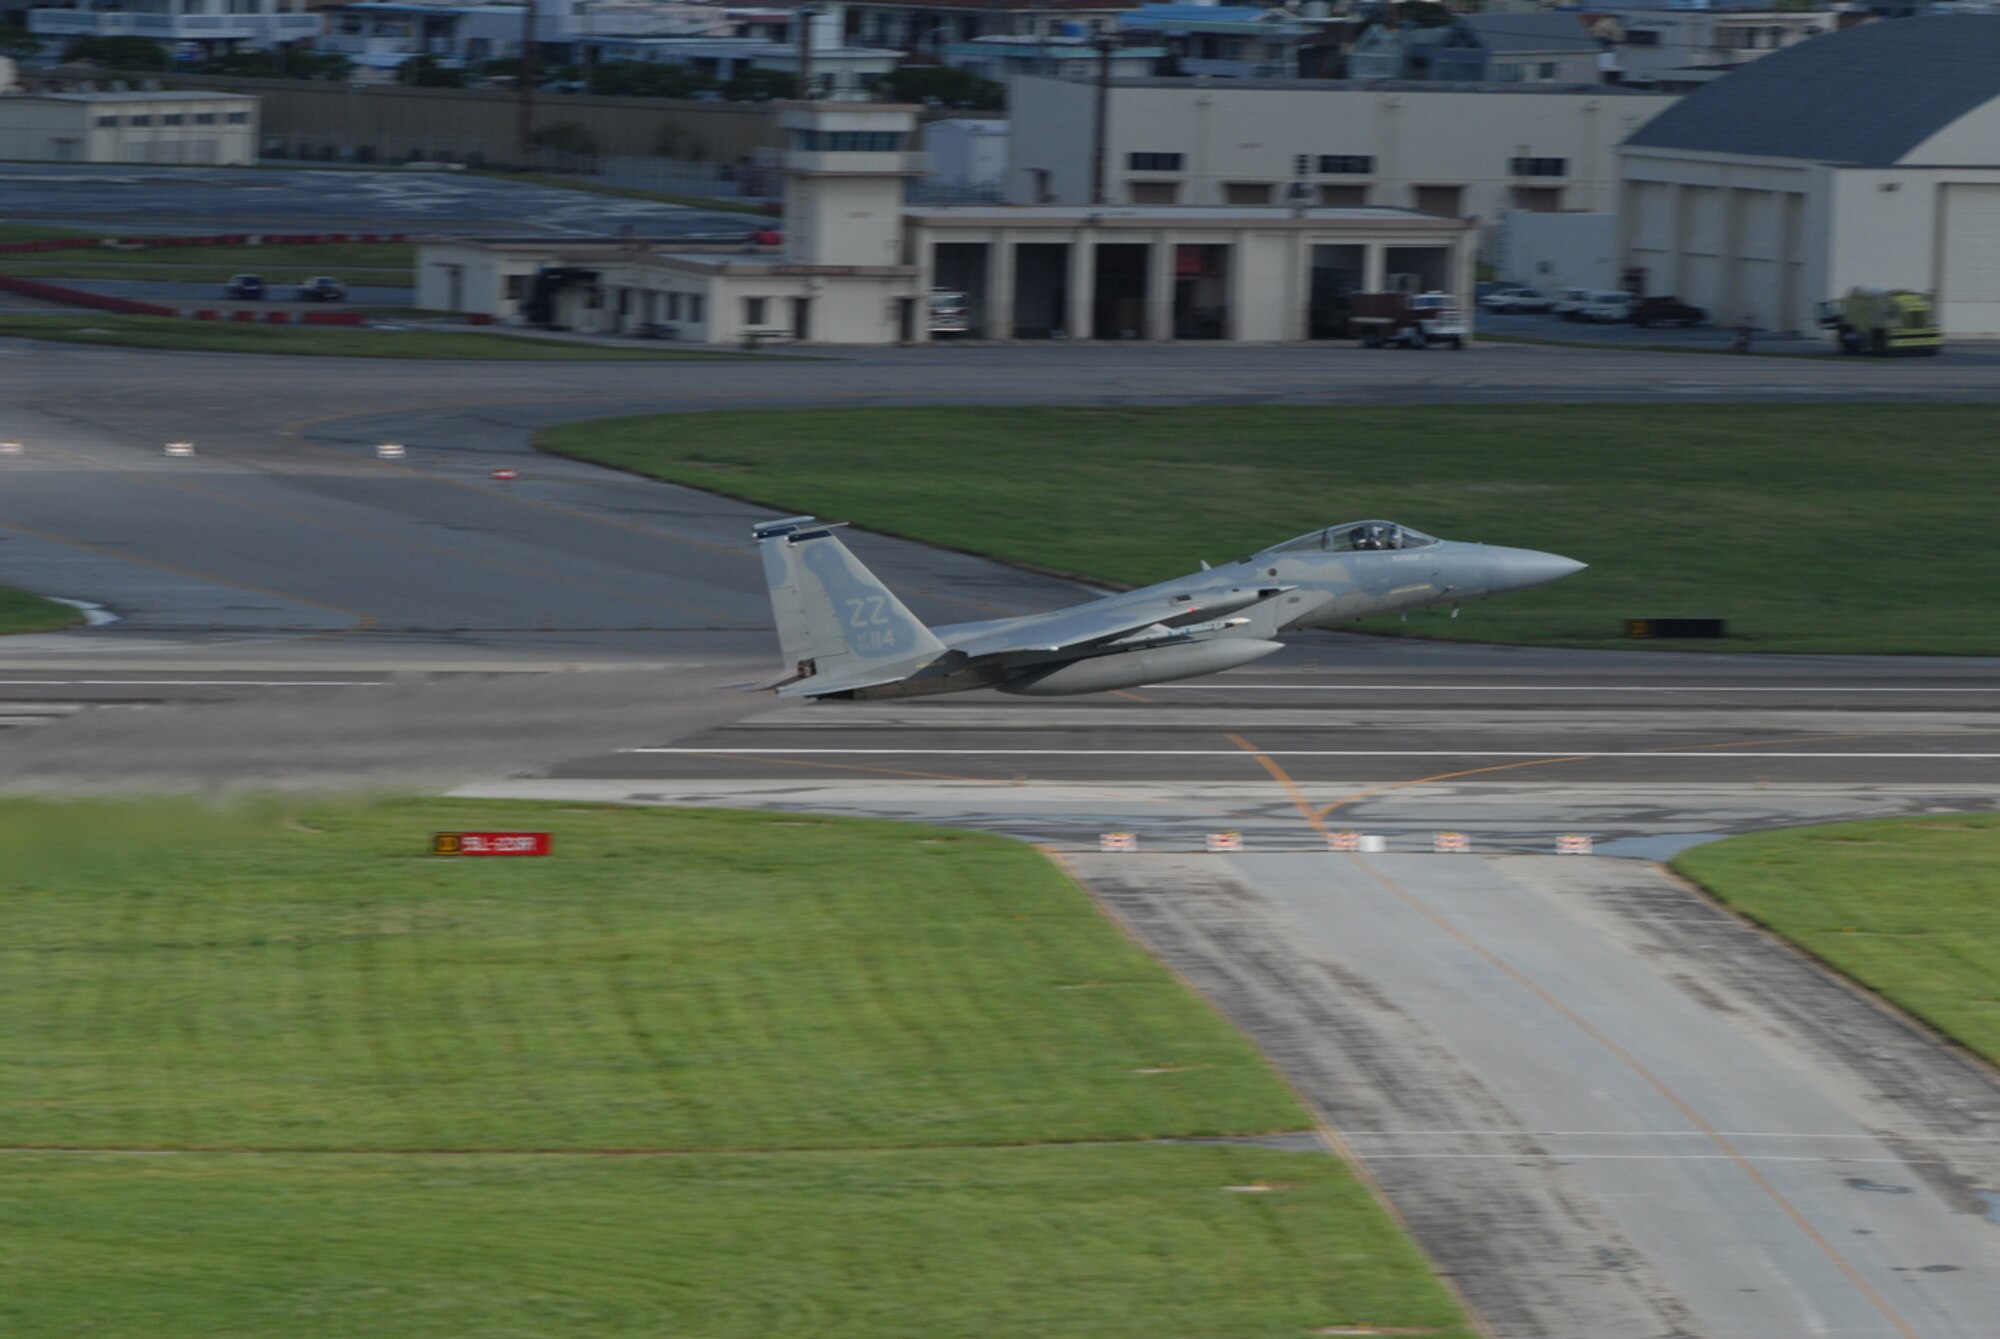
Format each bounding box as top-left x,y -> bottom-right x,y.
1939,184 -> 2000,336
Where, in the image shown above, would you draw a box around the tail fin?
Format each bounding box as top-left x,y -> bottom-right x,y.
756,518 -> 946,691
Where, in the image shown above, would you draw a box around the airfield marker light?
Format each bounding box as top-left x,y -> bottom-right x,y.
0,441 -> 20,456
376,442 -> 406,460
165,441 -> 194,457
491,467 -> 519,482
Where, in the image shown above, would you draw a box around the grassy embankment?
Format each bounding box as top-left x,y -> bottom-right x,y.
0,798 -> 1472,1339
540,403 -> 2000,655
1676,816 -> 2000,1064
0,226 -> 417,283
0,585 -> 82,634
0,313 -> 759,360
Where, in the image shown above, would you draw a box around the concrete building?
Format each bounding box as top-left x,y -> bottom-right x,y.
921,115 -> 1007,199
28,0 -> 318,54
1117,3 -> 1314,79
1007,74 -> 1675,222
1587,4 -> 1848,92
0,89 -> 257,163
416,101 -> 1477,343
1619,15 -> 2000,335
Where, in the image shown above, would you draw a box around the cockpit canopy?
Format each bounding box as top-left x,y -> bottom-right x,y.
1266,521 -> 1440,555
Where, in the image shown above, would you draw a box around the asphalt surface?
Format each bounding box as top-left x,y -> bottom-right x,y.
3,333 -> 1999,1336
0,163 -> 761,236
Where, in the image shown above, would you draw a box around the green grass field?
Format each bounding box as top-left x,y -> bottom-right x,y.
0,314 -> 754,360
540,404 -> 2000,655
0,799 -> 1470,1338
1676,816 -> 2000,1064
0,231 -> 415,283
0,584 -> 81,635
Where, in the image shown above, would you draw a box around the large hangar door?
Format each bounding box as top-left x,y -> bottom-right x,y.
1940,185 -> 2000,337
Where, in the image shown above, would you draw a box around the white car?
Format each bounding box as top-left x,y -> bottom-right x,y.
1480,286 -> 1534,310
1573,290 -> 1636,323
1551,287 -> 1595,319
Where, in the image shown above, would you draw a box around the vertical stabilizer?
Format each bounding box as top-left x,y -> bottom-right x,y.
755,519 -> 946,691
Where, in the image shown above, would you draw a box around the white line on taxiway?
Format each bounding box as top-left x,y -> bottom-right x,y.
624,747 -> 2000,759
1148,684 -> 2000,693
0,680 -> 384,687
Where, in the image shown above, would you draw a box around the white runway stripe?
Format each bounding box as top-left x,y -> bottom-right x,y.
1150,683 -> 2000,693
624,747 -> 2000,759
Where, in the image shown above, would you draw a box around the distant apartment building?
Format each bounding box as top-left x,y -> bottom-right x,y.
1007,74 -> 1675,226
1587,3 -> 1850,91
28,0 -> 318,54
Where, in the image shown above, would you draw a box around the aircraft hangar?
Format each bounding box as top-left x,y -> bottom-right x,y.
1619,15 -> 2000,337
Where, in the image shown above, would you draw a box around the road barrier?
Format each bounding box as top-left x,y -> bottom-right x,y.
1205,831 -> 1244,853
1556,833 -> 1595,855
1098,831 -> 1137,852
1327,830 -> 1361,851
1432,831 -> 1471,854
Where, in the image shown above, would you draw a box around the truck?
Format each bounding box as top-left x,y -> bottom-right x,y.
1815,288 -> 1941,356
927,288 -> 970,336
1350,291 -> 1467,349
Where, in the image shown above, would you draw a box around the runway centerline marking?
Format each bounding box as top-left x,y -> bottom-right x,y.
1227,730 -> 1926,1339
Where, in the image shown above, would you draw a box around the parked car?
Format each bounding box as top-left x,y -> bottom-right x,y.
1630,295 -> 1708,327
294,276 -> 347,302
222,273 -> 265,300
1495,288 -> 1554,313
1480,286 -> 1534,310
1573,290 -> 1637,323
1551,287 -> 1594,319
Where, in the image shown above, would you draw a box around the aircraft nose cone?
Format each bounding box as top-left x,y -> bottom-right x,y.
1484,546 -> 1588,593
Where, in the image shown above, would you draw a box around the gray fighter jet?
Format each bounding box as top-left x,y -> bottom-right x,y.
756,516 -> 1584,699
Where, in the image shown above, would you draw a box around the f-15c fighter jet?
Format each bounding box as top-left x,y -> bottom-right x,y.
756,516 -> 1584,700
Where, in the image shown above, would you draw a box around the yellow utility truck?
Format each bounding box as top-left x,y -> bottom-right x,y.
1815,288 -> 1941,356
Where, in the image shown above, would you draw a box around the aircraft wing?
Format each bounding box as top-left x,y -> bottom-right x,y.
942,585 -> 1290,659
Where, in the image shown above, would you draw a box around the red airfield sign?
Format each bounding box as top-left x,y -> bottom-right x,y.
433,831 -> 552,857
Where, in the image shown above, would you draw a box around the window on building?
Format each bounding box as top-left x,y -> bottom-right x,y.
1224,181 -> 1273,205
504,275 -> 527,300
1318,183 -> 1368,208
1513,185 -> 1563,212
667,292 -> 682,319
129,115 -> 152,127
1128,180 -> 1180,205
1493,62 -> 1521,82
95,116 -> 119,128
744,296 -> 767,325
1510,157 -> 1568,177
226,112 -> 248,124
788,129 -> 907,152
1536,62 -> 1557,80
1625,29 -> 1659,45
688,293 -> 704,323
1412,184 -> 1464,216
1127,152 -> 1184,172
162,113 -> 184,126
1317,154 -> 1373,174
195,113 -> 216,124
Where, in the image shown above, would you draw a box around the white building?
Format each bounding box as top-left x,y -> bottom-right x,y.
0,89 -> 257,163
416,101 -> 1478,344
28,0 -> 318,53
1619,15 -> 2000,336
1587,4 -> 1847,91
922,116 -> 1007,198
1006,74 -> 1675,224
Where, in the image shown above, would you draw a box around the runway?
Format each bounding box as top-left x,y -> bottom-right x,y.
3,336 -> 1999,1335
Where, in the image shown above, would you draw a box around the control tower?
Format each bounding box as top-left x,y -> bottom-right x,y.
778,103 -> 925,269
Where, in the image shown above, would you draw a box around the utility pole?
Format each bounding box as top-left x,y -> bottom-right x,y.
796,5 -> 817,101
518,0 -> 537,166
1089,23 -> 1116,205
